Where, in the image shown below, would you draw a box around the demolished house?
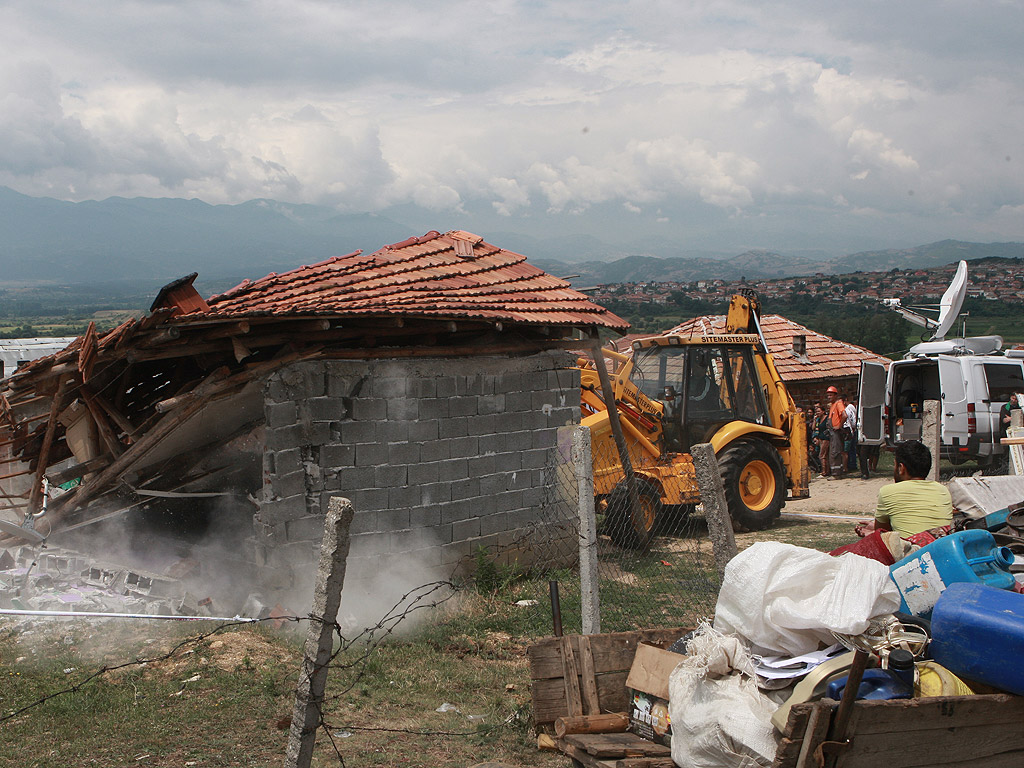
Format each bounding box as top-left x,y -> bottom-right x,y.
0,230 -> 628,608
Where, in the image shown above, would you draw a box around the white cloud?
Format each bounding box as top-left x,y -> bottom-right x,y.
0,0 -> 1022,250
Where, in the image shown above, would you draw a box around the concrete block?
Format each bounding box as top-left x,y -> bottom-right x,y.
321,443 -> 356,468
532,428 -> 558,450
436,377 -> 457,398
468,413 -> 498,436
265,424 -> 305,451
266,401 -> 298,429
449,435 -> 479,458
311,397 -> 350,422
419,398 -> 450,420
348,509 -> 378,535
436,523 -> 455,545
285,515 -> 327,543
479,474 -> 509,496
390,528 -> 438,553
420,439 -> 451,462
348,487 -> 389,512
504,431 -> 533,451
478,434 -> 503,454
269,447 -> 303,477
372,377 -> 407,398
441,499 -> 477,524
375,464 -> 408,488
420,482 -> 452,506
493,451 -> 522,472
467,455 -> 496,476
409,461 -> 440,486
378,420 -> 410,443
437,458 -> 469,482
327,374 -> 369,398
480,511 -> 509,537
339,420 -> 377,443
388,441 -> 420,464
452,517 -> 481,541
378,508 -> 411,530
352,397 -> 388,421
521,486 -> 544,508
300,420 -> 332,446
409,420 -> 439,442
451,477 -> 480,501
333,465 -> 375,490
387,398 -> 420,421
449,397 -> 477,417
521,448 -> 549,470
388,485 -> 421,509
531,391 -> 555,410
477,394 -> 505,415
355,442 -> 387,466
413,506 -> 442,527
271,469 -> 307,499
411,379 -> 436,398
494,490 -> 524,513
504,391 -> 532,412
265,493 -> 310,522
438,416 -> 469,439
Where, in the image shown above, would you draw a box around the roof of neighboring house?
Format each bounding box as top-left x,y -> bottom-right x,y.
201,230 -> 628,331
663,314 -> 891,380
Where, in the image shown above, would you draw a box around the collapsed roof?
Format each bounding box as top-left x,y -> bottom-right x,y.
0,230 -> 627,541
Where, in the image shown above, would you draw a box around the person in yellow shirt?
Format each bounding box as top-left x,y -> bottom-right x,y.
855,441 -> 952,539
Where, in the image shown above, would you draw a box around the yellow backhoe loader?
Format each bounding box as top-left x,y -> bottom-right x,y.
579,292 -> 810,548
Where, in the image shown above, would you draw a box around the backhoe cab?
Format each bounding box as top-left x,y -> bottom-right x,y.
579,294 -> 809,548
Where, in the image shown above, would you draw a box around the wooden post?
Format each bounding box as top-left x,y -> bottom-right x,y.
922,400 -> 940,482
573,425 -> 601,636
28,376 -> 70,516
284,496 -> 355,768
691,442 -> 737,581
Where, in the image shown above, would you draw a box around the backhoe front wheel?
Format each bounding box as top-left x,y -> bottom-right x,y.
605,478 -> 662,550
718,440 -> 786,532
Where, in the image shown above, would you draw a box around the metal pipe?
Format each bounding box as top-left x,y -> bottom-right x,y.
549,580 -> 563,637
0,608 -> 259,622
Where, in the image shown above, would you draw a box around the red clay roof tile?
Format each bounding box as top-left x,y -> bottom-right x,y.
201,231 -> 629,331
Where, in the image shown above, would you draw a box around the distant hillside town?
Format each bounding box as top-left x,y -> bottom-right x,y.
589,258 -> 1024,308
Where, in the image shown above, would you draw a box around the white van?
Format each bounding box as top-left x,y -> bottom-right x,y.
859,338 -> 1024,466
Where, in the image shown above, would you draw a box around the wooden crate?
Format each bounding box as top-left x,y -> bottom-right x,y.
530,629 -> 1024,768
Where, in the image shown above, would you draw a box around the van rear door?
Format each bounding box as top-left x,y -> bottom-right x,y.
858,360 -> 887,445
938,355 -> 968,446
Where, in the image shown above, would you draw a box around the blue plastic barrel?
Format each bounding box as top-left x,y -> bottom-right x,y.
889,529 -> 1015,618
931,582 -> 1024,696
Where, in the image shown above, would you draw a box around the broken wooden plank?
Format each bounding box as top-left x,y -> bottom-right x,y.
579,635 -> 602,715
45,457 -> 111,486
80,391 -> 124,458
27,375 -> 70,515
562,732 -> 671,759
561,635 -> 585,718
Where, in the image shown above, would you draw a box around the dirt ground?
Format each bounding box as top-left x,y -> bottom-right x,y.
783,472 -> 891,518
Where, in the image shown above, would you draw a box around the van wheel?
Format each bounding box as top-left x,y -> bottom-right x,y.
718,440 -> 786,532
606,478 -> 662,550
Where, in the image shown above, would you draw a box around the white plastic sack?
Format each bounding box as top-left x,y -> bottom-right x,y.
713,542 -> 900,656
668,625 -> 778,768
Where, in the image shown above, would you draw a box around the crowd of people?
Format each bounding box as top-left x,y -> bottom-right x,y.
806,387 -> 878,479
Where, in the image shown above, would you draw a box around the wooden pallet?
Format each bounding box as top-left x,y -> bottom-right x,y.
531,629 -> 1024,768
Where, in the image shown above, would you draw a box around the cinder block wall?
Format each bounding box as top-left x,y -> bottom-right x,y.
253,351 -> 580,593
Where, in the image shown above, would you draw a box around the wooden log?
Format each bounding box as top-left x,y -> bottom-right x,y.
45,456 -> 110,485
555,713 -> 629,738
80,391 -> 124,458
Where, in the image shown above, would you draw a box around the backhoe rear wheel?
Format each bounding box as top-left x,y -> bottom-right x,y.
605,478 -> 662,550
718,439 -> 786,532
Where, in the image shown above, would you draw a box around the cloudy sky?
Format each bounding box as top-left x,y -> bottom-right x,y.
1,0 -> 1022,254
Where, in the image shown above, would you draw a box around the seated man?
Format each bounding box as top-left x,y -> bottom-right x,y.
855,441 -> 952,539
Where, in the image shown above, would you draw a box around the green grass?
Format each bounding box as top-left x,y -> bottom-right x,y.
0,512 -> 867,767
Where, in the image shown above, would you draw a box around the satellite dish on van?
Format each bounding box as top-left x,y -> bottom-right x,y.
882,260 -> 968,341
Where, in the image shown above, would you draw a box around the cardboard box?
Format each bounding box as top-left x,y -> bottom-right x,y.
625,642 -> 686,746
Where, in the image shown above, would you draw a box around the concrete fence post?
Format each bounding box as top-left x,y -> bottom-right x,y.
573,426 -> 601,635
284,496 -> 355,768
922,400 -> 941,482
691,443 -> 737,582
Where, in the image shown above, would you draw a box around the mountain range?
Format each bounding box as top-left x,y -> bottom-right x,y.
0,187 -> 1020,288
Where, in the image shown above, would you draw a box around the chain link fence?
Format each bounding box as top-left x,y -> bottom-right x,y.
481,425 -> 720,637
